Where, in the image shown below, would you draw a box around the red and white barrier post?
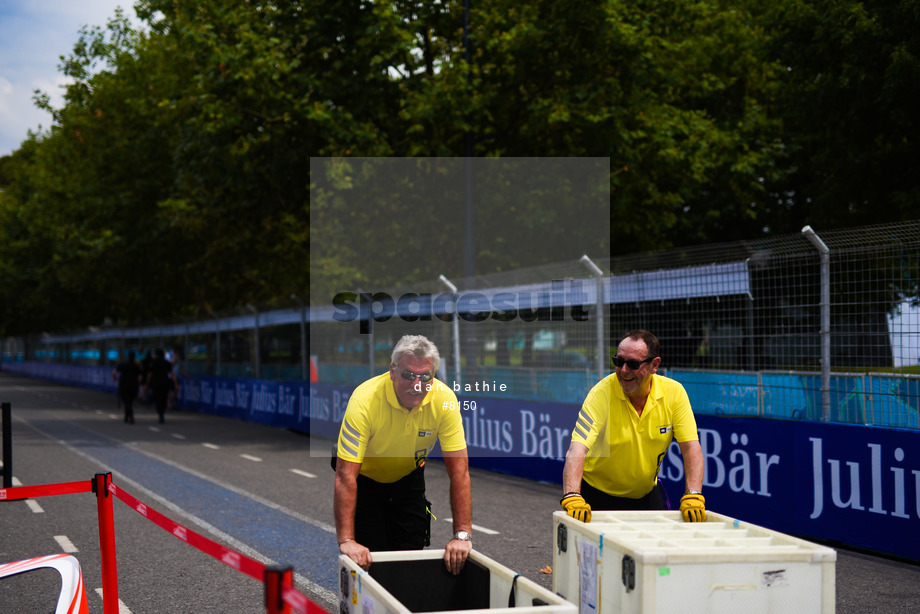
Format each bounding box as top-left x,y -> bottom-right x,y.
94,473 -> 120,614
265,566 -> 294,614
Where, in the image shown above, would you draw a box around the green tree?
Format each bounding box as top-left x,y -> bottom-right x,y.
6,0 -> 918,337
443,0 -> 786,251
759,0 -> 920,232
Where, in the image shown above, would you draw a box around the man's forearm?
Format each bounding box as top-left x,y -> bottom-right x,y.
333,479 -> 358,540
443,451 -> 472,532
562,443 -> 587,493
680,441 -> 704,492
449,474 -> 472,532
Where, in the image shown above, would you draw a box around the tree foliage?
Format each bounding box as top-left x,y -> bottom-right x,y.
756,0 -> 920,233
0,0 -> 918,335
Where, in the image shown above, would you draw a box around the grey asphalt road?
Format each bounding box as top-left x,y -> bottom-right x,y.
1,372 -> 918,613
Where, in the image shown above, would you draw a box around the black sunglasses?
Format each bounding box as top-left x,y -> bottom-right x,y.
397,367 -> 434,383
610,355 -> 654,370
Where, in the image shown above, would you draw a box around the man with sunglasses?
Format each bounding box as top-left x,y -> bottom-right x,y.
334,335 -> 472,575
560,330 -> 705,523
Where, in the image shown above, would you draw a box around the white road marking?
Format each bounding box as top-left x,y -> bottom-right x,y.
94,588 -> 133,613
202,443 -> 220,450
25,499 -> 44,513
109,414 -> 119,420
444,518 -> 500,535
171,433 -> 186,440
290,469 -> 317,479
148,427 -> 160,432
240,454 -> 262,462
54,535 -> 79,553
12,477 -> 23,486
121,442 -> 337,535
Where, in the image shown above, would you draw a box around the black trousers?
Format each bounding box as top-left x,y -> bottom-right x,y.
355,467 -> 431,551
581,479 -> 669,511
119,387 -> 137,421
151,386 -> 170,419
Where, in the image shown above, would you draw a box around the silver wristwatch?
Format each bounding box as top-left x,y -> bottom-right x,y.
687,489 -> 702,495
453,530 -> 472,542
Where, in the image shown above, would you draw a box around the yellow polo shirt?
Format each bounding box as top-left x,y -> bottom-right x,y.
337,373 -> 467,483
571,372 -> 698,498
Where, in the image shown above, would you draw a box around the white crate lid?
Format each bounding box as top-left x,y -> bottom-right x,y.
554,511 -> 837,565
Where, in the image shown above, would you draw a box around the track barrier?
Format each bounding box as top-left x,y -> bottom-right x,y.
0,472 -> 327,614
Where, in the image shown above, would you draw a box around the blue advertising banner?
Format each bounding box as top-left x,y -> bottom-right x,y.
4,361 -> 918,562
689,416 -> 919,561
289,381 -> 920,563
178,376 -> 307,427
2,362 -> 117,392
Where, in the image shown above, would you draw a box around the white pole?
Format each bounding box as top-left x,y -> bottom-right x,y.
802,226 -> 831,422
580,255 -> 606,381
438,275 -> 462,388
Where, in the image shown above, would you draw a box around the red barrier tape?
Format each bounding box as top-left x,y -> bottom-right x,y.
109,481 -> 266,582
2,475 -> 326,613
107,480 -> 324,613
0,480 -> 93,501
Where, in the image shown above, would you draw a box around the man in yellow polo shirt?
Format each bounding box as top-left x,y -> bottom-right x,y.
334,335 -> 473,574
561,330 -> 706,522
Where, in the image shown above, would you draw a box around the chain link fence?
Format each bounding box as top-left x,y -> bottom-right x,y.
4,220 -> 919,429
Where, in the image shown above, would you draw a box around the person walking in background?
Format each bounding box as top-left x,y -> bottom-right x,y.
144,348 -> 176,424
168,347 -> 189,409
112,350 -> 142,424
139,350 -> 154,403
561,330 -> 706,523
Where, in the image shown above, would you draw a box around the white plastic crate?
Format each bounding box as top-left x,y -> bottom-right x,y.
339,549 -> 576,614
552,510 -> 835,614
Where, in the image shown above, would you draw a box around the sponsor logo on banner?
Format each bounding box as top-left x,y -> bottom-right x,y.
251,384 -> 277,414
235,383 -> 250,409
687,429 -> 781,497
215,383 -> 235,408
809,437 -> 918,521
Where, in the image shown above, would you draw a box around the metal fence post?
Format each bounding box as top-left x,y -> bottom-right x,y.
439,275 -> 462,387
580,255 -> 606,382
291,295 -> 307,381
802,226 -> 831,422
357,289 -> 375,380
209,309 -> 222,377
247,304 -> 261,378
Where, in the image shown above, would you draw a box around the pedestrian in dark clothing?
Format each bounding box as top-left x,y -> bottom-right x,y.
139,350 -> 154,403
112,351 -> 142,424
144,348 -> 175,424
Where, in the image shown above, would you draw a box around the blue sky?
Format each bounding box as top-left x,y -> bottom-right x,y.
0,1 -> 135,157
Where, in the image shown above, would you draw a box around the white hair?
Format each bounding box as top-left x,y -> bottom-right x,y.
390,335 -> 440,373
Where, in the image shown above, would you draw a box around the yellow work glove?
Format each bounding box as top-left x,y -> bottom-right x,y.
560,493 -> 592,523
680,493 -> 706,522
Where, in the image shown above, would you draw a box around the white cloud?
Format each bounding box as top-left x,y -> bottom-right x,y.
0,1 -> 137,157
